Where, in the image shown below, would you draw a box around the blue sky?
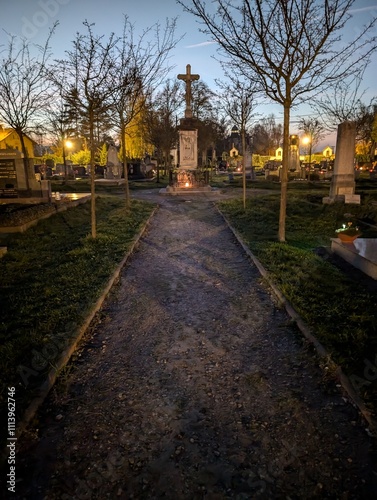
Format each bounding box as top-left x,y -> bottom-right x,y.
1,0 -> 377,147
0,0 -> 219,84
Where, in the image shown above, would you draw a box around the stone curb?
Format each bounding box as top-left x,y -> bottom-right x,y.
216,205 -> 377,436
1,205 -> 159,467
0,195 -> 91,234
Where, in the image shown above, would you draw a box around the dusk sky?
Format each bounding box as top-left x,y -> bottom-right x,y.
1,0 -> 377,147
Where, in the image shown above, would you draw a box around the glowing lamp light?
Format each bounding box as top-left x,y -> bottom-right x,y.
185,182 -> 190,187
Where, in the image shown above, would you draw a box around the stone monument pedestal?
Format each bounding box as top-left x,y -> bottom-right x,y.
161,167 -> 216,195
161,185 -> 214,195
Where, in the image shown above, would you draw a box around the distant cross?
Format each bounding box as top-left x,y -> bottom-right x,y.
177,64 -> 200,118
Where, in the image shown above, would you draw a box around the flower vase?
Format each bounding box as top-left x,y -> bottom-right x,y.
337,232 -> 361,243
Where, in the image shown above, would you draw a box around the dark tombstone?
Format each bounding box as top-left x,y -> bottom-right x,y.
0,149 -> 50,202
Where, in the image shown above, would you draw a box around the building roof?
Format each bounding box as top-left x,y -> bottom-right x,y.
0,126 -> 36,145
0,128 -> 13,142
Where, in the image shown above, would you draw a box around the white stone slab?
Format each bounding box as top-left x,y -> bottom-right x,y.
344,194 -> 361,204
337,186 -> 354,195
353,238 -> 377,263
179,129 -> 198,169
331,238 -> 377,280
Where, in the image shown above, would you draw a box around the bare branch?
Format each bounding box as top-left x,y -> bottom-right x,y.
178,0 -> 377,241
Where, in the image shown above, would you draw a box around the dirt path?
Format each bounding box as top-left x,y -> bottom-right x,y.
15,197 -> 376,499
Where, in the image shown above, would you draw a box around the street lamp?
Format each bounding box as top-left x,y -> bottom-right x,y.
302,135 -> 312,182
62,139 -> 73,180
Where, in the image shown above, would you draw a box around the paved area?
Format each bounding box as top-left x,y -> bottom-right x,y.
15,195 -> 377,499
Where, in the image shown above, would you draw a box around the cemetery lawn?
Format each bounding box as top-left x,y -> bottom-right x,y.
218,193 -> 377,412
51,177 -> 169,193
0,196 -> 155,447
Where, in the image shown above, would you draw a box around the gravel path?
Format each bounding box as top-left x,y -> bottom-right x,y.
15,195 -> 376,499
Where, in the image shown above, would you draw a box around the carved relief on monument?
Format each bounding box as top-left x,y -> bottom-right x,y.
179,129 -> 198,169
182,136 -> 194,161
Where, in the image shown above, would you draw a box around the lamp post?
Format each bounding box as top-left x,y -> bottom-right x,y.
302,136 -> 312,182
62,138 -> 67,180
62,139 -> 73,180
60,103 -> 72,181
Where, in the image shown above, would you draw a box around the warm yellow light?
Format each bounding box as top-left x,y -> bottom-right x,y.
302,136 -> 310,145
65,140 -> 73,149
185,182 -> 190,187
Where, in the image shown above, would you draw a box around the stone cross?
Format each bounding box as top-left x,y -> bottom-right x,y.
177,64 -> 200,118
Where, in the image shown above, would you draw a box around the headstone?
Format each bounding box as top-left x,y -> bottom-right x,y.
0,149 -> 50,202
344,194 -> 361,204
323,121 -> 356,204
289,135 -> 300,172
0,152 -> 18,199
106,145 -> 121,179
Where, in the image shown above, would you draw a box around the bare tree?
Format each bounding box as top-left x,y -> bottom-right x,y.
298,117 -> 325,180
54,21 -> 118,238
110,16 -> 180,206
178,0 -> 377,241
187,80 -> 222,167
252,116 -> 283,156
354,102 -> 377,162
217,75 -> 258,208
314,72 -> 368,131
314,71 -> 377,161
39,94 -> 78,180
145,80 -> 180,179
0,24 -> 57,188
262,115 -> 283,156
190,80 -> 215,122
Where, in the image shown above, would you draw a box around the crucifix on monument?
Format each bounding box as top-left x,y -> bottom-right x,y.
177,64 -> 200,119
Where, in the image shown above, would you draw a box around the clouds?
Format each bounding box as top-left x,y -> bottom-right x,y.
185,40 -> 217,48
350,5 -> 377,14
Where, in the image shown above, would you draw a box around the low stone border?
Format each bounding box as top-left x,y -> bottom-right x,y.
0,195 -> 91,234
0,205 -> 159,466
217,206 -> 377,436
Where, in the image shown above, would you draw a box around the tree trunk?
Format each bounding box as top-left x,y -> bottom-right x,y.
17,130 -> 30,191
121,117 -> 130,208
164,148 -> 170,177
278,102 -> 290,242
89,108 -> 96,239
156,157 -> 160,183
62,140 -> 67,182
242,128 -> 246,210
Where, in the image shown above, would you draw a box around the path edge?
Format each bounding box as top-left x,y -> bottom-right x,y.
1,205 -> 159,467
216,205 -> 377,436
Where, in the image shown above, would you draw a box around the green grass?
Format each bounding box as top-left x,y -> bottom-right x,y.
0,196 -> 155,442
218,194 -> 377,393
